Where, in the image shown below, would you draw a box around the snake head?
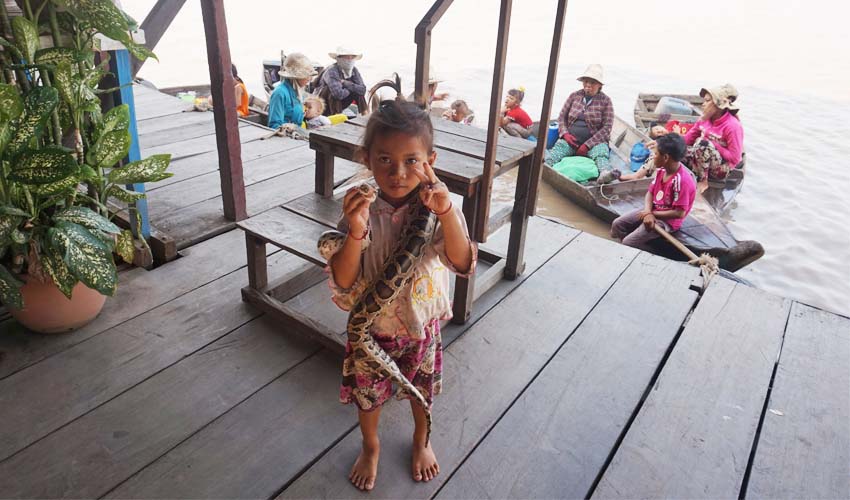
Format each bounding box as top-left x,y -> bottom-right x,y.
317,230 -> 348,261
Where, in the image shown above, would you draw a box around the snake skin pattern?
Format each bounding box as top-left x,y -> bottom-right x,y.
318,194 -> 437,442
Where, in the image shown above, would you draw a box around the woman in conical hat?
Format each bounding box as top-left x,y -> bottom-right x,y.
316,45 -> 368,116
544,64 -> 616,181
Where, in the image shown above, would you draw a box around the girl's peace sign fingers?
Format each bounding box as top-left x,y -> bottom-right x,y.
421,161 -> 439,184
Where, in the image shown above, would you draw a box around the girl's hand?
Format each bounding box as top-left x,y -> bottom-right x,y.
413,162 -> 452,216
342,185 -> 374,237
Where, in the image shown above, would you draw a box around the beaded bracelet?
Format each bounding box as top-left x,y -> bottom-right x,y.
430,202 -> 453,217
348,224 -> 369,241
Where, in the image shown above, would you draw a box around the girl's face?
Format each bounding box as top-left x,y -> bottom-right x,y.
702,94 -> 720,119
504,94 -> 518,109
365,131 -> 436,206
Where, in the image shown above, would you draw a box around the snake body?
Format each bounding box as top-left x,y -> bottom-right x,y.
318,187 -> 437,442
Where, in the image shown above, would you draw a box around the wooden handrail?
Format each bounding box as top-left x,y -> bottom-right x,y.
413,0 -> 454,108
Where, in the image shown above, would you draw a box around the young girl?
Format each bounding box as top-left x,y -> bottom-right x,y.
500,87 -> 533,138
325,99 -> 476,491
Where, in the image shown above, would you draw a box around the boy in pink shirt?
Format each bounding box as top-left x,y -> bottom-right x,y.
611,133 -> 696,250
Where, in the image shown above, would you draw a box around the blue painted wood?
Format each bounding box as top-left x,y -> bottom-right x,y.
113,49 -> 151,238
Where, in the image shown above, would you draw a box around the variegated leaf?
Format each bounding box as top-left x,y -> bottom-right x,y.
0,121 -> 14,158
53,62 -> 76,106
49,225 -> 116,296
0,214 -> 21,245
10,228 -> 28,245
0,206 -> 29,217
56,220 -> 113,252
107,154 -> 172,184
34,47 -> 78,67
115,229 -> 134,264
87,129 -> 130,168
124,40 -> 157,62
54,206 -> 120,234
41,248 -> 78,299
9,146 -> 77,184
54,0 -> 134,49
100,104 -> 130,135
33,175 -> 80,197
10,16 -> 39,63
0,84 -> 24,123
8,86 -> 59,157
0,263 -> 23,308
108,184 -> 146,203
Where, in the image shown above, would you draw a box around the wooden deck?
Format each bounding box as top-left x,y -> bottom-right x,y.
0,87 -> 846,499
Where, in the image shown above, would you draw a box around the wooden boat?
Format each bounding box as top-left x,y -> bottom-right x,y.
633,92 -> 703,132
542,116 -> 763,272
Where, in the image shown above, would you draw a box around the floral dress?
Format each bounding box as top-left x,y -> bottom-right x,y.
326,195 -> 477,411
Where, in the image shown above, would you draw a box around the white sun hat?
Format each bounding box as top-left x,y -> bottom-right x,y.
328,46 -> 363,60
576,64 -> 604,85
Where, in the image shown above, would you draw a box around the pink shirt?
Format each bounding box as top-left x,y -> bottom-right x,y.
684,111 -> 744,166
327,194 -> 477,340
649,164 -> 696,231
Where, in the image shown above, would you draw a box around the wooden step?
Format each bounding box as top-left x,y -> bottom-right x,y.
237,207 -> 333,267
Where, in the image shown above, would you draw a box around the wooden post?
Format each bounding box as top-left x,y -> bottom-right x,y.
527,0 -> 569,215
474,0 -> 512,243
414,0 -> 454,108
200,0 -> 247,222
131,0 -> 188,75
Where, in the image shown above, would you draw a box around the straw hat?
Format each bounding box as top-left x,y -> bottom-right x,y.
700,84 -> 740,114
577,64 -> 604,85
328,46 -> 363,60
279,53 -> 318,79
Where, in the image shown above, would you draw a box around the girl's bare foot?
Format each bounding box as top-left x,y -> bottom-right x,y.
412,438 -> 439,482
350,440 -> 380,491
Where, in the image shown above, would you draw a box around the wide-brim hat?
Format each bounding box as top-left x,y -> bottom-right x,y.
700,84 -> 740,114
328,46 -> 363,60
577,64 -> 604,85
279,53 -> 318,79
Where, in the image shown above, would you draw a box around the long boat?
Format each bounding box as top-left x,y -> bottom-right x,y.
542,116 -> 763,272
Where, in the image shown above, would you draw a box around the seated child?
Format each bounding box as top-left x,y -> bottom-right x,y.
303,95 -> 332,129
442,99 -> 474,125
610,133 -> 696,251
500,87 -> 533,138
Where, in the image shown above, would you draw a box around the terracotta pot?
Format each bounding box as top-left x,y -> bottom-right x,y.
7,276 -> 107,334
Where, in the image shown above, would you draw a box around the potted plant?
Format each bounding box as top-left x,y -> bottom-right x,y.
0,0 -> 171,333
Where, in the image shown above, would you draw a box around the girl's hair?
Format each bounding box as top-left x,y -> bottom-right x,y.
655,133 -> 687,161
358,98 -> 434,163
507,86 -> 526,103
451,99 -> 470,115
231,63 -> 244,84
304,95 -> 326,114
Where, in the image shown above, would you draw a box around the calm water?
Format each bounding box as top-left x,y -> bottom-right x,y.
123,0 -> 850,316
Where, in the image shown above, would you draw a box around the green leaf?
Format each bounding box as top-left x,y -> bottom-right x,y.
54,206 -> 120,234
87,129 -> 130,168
0,263 -> 23,308
9,146 -> 77,185
108,154 -> 172,184
0,214 -> 21,245
41,248 -> 78,299
53,62 -> 76,105
124,40 -> 157,62
0,84 -> 24,123
8,86 -> 59,157
115,229 -> 134,264
0,122 -> 14,158
0,206 -> 30,217
10,16 -> 39,63
10,228 -> 28,245
54,0 -> 134,48
33,175 -> 80,197
34,47 -> 78,67
100,104 -> 129,135
48,225 -> 117,296
56,220 -> 112,252
108,184 -> 145,202
0,38 -> 23,60
79,164 -> 98,180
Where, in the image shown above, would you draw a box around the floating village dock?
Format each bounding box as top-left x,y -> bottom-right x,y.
0,86 -> 846,499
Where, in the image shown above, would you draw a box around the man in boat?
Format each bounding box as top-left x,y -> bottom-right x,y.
610,133 -> 696,250
544,64 -> 615,174
315,46 -> 368,116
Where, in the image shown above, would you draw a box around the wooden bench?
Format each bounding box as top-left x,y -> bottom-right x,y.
238,194 -> 514,354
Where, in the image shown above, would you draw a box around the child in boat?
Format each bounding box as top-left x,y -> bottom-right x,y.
610,133 -> 696,250
324,99 -> 476,491
500,87 -> 533,138
303,95 -> 332,129
442,99 -> 474,125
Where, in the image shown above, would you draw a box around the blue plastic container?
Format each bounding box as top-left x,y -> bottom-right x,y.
546,122 -> 559,149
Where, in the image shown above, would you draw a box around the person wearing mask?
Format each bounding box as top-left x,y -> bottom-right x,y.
317,46 -> 368,115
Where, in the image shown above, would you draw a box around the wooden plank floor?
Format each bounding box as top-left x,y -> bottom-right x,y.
0,87 -> 846,499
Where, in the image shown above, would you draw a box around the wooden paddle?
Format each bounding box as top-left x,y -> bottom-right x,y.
652,223 -> 719,287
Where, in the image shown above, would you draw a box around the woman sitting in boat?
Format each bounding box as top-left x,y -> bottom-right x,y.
316,46 -> 368,116
544,64 -> 614,173
610,133 -> 696,251
683,84 -> 743,193
268,53 -> 316,130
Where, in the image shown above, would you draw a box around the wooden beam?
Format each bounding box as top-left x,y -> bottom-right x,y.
474,0 -> 512,242
131,0 -> 188,75
527,0 -> 569,215
414,0 -> 454,108
200,0 -> 247,221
